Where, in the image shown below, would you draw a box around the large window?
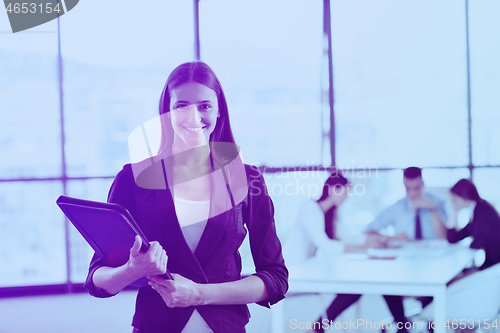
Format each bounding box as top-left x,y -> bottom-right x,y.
60,1 -> 194,177
0,19 -> 66,287
0,181 -> 65,287
1,0 -> 500,291
331,0 -> 469,169
0,0 -> 194,287
199,0 -> 325,167
469,0 -> 500,167
0,20 -> 61,179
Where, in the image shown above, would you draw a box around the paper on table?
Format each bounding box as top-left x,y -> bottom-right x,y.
345,253 -> 370,261
366,248 -> 402,259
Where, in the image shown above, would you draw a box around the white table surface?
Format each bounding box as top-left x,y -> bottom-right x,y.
272,241 -> 476,333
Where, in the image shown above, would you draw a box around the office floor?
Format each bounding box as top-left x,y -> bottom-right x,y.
0,291 -> 274,333
0,291 -> 137,333
0,291 -> 399,333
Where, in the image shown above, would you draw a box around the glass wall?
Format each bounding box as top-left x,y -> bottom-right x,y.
331,0 -> 469,169
1,0 -> 500,290
199,0 -> 325,167
0,181 -> 65,287
0,19 -> 66,287
0,0 -> 194,287
0,19 -> 61,179
60,1 -> 194,178
469,0 -> 500,168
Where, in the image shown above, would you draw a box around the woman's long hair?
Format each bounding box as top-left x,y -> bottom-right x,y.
450,178 -> 481,202
158,61 -> 238,162
317,171 -> 349,240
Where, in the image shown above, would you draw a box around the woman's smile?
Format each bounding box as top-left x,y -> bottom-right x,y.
184,124 -> 206,132
169,81 -> 219,148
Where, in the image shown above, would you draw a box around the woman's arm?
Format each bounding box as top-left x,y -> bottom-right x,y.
431,210 -> 447,239
197,275 -> 268,305
446,206 -> 473,243
447,221 -> 472,243
92,264 -> 139,296
199,275 -> 268,304
148,274 -> 268,307
245,169 -> 288,307
93,236 -> 168,295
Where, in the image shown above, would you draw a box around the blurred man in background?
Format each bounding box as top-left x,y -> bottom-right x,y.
365,166 -> 447,246
364,166 -> 448,326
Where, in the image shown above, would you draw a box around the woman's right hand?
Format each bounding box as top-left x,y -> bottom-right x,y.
127,235 -> 168,279
92,235 -> 168,295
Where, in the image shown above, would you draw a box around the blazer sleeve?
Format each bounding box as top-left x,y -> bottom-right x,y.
447,221 -> 472,244
244,166 -> 289,308
469,201 -> 498,250
83,164 -> 137,298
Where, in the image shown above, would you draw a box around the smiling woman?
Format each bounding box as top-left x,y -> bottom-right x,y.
157,62 -> 236,159
83,61 -> 289,333
168,82 -> 219,149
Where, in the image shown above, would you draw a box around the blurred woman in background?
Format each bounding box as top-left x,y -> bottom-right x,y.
448,178 -> 500,270
415,178 -> 500,325
284,173 -> 370,265
284,172 -> 408,333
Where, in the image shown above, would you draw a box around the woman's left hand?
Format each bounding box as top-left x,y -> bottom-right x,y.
148,274 -> 203,308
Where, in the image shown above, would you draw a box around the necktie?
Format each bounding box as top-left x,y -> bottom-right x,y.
415,208 -> 422,240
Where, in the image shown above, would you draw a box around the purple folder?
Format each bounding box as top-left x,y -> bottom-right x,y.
56,195 -> 172,287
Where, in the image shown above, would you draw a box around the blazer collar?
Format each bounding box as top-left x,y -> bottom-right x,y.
194,168 -> 232,265
154,186 -> 207,282
153,158 -> 235,281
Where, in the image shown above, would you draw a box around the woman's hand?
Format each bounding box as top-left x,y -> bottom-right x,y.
148,274 -> 202,308
92,236 -> 167,295
127,235 -> 168,279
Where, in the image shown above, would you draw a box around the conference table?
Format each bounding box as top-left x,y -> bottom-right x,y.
272,240 -> 476,333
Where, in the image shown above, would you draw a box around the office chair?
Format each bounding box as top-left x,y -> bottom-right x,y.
416,262 -> 500,333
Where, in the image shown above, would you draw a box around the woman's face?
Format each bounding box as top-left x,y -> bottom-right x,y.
451,193 -> 472,211
326,184 -> 349,207
169,81 -> 219,148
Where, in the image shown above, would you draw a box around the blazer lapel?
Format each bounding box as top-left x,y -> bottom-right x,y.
153,172 -> 207,282
151,157 -> 235,277
194,168 -> 232,266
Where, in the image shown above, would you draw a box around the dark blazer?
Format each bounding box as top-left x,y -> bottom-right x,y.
84,163 -> 288,333
447,199 -> 500,270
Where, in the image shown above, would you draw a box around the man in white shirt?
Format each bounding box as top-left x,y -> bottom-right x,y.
365,166 -> 448,245
363,166 -> 448,327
